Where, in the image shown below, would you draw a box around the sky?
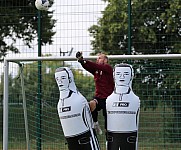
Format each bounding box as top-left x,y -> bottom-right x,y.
0,0 -> 107,77
48,0 -> 107,56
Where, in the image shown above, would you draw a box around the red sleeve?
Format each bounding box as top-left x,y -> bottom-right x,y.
81,60 -> 112,74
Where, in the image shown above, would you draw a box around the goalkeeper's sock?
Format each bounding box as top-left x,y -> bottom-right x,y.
94,121 -> 102,135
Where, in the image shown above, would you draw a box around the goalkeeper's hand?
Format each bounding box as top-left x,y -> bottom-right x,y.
76,51 -> 84,63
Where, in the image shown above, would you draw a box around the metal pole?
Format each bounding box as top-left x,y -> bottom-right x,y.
128,0 -> 132,55
3,59 -> 9,150
37,10 -> 42,150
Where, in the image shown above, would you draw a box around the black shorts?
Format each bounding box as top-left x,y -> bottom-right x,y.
66,130 -> 100,150
106,131 -> 138,150
66,131 -> 92,150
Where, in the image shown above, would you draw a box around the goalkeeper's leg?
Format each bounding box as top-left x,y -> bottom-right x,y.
90,100 -> 103,135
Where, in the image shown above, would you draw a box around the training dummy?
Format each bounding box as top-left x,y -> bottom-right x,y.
106,63 -> 140,150
55,67 -> 100,150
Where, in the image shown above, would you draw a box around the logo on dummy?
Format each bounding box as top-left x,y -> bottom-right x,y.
112,102 -> 129,107
62,106 -> 71,112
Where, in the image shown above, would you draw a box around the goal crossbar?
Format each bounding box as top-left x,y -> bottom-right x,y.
4,54 -> 181,62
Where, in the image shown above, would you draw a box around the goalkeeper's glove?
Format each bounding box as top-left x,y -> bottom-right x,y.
76,51 -> 85,64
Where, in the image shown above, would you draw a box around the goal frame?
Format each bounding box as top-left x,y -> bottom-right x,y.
3,54 -> 181,150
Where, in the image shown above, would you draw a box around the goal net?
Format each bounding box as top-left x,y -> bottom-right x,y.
3,54 -> 181,150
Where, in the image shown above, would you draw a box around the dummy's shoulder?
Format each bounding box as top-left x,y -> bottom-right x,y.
106,92 -> 116,100
77,92 -> 88,103
131,91 -> 140,101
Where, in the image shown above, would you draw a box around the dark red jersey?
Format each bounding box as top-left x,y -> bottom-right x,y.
81,60 -> 114,99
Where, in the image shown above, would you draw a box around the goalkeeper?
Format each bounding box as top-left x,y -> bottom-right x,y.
106,63 -> 140,150
55,67 -> 100,150
76,51 -> 114,135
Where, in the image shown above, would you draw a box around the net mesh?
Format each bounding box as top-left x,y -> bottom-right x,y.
4,57 -> 181,150
0,0 -> 181,149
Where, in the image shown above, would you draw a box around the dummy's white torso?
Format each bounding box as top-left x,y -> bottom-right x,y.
106,89 -> 140,133
57,91 -> 93,137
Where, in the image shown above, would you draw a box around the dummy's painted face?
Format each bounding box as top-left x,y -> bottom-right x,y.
55,71 -> 70,91
114,66 -> 132,86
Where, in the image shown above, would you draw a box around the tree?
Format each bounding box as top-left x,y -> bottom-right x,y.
88,0 -> 181,55
0,0 -> 56,59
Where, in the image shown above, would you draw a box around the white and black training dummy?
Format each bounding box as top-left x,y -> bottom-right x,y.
55,67 -> 100,150
106,63 -> 140,150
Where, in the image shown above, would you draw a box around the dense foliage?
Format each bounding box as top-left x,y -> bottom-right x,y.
0,0 -> 56,59
89,0 -> 181,55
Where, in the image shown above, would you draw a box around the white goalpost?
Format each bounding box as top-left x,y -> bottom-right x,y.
3,54 -> 181,150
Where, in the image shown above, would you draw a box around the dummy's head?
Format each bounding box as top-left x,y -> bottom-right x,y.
55,67 -> 76,92
113,63 -> 134,87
